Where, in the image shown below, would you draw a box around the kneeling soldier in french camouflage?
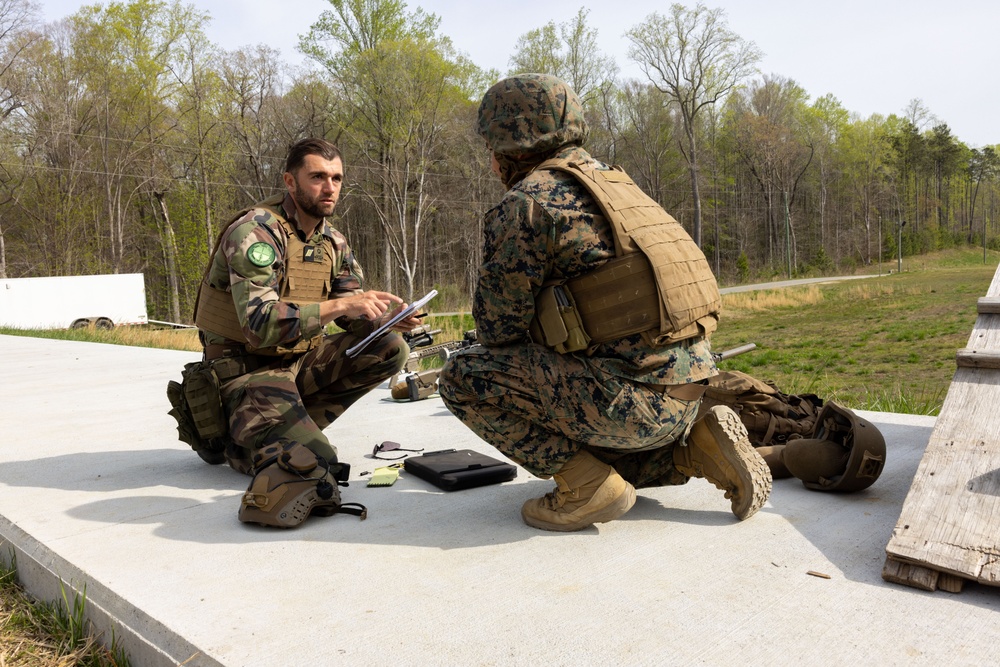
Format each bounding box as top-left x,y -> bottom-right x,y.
437,74 -> 772,531
170,138 -> 424,527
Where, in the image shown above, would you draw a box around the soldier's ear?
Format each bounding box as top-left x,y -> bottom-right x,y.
283,171 -> 296,192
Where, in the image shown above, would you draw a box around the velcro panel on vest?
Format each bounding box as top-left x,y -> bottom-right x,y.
566,255 -> 661,343
283,230 -> 333,301
629,223 -> 721,339
195,282 -> 250,343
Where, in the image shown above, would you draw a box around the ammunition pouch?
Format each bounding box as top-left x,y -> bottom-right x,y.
166,360 -> 232,464
529,284 -> 591,353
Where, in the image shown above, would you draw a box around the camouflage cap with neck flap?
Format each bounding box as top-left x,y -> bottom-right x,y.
477,73 -> 589,187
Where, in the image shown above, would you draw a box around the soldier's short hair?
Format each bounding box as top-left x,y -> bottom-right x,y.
285,138 -> 342,174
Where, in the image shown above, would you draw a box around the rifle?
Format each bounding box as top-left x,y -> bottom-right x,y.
389,329 -> 478,401
390,335 -> 756,403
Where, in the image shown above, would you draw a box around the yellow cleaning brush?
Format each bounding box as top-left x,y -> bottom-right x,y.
367,465 -> 401,487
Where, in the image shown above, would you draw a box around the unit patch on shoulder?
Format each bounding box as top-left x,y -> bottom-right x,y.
247,242 -> 276,267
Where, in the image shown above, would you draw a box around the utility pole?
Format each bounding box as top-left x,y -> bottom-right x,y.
877,214 -> 882,276
784,191 -> 791,279
898,220 -> 906,274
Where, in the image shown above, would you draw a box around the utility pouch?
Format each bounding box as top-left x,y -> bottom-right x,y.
167,377 -> 204,450
531,285 -> 592,354
166,361 -> 230,464
183,361 -> 228,440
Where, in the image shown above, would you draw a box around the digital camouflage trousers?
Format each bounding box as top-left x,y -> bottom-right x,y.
220,331 -> 407,474
438,343 -> 700,487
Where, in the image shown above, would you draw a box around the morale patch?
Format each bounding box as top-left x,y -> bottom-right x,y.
247,242 -> 275,267
303,245 -> 319,263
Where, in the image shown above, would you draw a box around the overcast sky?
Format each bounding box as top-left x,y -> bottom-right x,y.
37,0 -> 1000,147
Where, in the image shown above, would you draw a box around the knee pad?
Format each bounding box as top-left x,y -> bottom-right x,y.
238,440 -> 365,528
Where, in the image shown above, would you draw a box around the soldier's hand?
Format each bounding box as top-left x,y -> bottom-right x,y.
391,310 -> 426,333
321,290 -> 401,324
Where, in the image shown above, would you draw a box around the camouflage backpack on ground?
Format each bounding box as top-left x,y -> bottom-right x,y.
695,370 -> 824,448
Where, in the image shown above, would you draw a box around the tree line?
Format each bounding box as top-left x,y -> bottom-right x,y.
1,0 -> 996,323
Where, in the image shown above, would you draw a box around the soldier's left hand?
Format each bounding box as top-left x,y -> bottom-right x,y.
391,310 -> 425,332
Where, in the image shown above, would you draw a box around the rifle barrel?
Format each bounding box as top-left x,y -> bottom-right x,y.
715,343 -> 757,361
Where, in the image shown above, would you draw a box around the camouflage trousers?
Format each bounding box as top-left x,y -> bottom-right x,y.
219,332 -> 407,474
438,342 -> 700,488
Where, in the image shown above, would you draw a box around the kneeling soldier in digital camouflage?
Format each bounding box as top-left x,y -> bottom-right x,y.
438,74 -> 772,531
186,138 -> 423,527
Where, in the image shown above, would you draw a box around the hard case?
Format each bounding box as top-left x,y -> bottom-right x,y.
403,449 -> 517,491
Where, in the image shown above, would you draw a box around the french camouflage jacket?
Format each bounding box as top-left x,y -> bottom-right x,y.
197,192 -> 364,352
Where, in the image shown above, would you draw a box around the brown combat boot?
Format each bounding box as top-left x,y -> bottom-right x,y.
521,450 -> 637,532
674,405 -> 772,520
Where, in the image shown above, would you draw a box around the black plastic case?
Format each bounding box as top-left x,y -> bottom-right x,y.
404,449 -> 517,491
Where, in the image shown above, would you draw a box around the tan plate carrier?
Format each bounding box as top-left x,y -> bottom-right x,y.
530,158 -> 720,353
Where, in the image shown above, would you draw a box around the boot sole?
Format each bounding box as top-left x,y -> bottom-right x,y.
521,483 -> 637,532
708,408 -> 772,520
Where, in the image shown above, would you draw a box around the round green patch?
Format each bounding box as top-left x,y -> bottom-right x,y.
247,242 -> 276,267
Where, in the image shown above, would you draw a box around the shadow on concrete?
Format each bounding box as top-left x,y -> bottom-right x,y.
760,420 -> 945,589
9,444 -> 745,551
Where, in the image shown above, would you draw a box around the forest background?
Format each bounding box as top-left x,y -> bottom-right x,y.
1,0 -> 998,323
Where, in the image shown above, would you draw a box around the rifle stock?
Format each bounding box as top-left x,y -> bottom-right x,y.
390,329 -> 478,401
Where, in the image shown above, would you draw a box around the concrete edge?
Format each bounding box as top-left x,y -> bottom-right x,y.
0,515 -> 220,667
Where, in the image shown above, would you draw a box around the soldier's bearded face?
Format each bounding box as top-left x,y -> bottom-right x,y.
287,154 -> 344,221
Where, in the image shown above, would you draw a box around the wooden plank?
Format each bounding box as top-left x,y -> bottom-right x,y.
956,349 -> 1000,369
978,297 -> 1000,314
880,557 -> 967,592
885,261 -> 1000,592
882,557 -> 940,591
938,573 -> 967,593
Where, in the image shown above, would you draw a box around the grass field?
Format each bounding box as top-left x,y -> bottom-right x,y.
712,248 -> 1000,415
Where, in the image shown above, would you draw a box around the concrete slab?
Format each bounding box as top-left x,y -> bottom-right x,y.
0,334 -> 997,667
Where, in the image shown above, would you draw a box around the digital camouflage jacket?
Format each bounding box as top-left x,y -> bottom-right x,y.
475,73 -> 716,385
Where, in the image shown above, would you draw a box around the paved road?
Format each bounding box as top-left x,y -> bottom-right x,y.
719,274 -> 880,294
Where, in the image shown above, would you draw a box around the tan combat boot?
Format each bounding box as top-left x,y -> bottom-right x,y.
521,450 -> 637,532
674,405 -> 772,520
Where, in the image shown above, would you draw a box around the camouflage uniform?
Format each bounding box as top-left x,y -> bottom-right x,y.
202,192 -> 407,473
438,74 -> 716,487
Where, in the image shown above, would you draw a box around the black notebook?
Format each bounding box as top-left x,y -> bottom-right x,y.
404,449 -> 517,491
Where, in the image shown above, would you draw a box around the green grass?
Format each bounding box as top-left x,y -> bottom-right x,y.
0,551 -> 130,666
712,248 -> 999,415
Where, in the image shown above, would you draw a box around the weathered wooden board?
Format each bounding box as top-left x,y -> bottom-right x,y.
883,262 -> 1000,592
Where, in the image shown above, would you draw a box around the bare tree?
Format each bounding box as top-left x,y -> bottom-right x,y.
732,75 -> 814,271
220,45 -> 288,201
508,8 -> 615,105
626,3 -> 761,247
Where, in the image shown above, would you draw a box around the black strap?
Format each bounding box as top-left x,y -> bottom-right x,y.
339,503 -> 368,520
